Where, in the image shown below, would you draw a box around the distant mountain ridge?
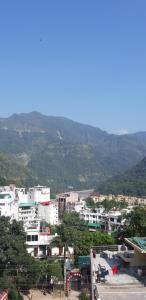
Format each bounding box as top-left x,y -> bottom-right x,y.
1,112 -> 146,192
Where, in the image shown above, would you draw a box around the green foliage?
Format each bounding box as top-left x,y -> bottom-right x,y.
78,290 -> 89,300
123,206 -> 146,237
39,259 -> 63,282
85,197 -> 96,208
100,199 -> 128,212
0,152 -> 34,187
0,216 -> 41,297
98,157 -> 146,197
1,112 -> 146,192
58,213 -> 114,256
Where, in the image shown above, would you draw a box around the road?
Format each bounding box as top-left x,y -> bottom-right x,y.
23,289 -> 80,300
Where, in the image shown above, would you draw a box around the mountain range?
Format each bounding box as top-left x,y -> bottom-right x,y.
1,112 -> 146,193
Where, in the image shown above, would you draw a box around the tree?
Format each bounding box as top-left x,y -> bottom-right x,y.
57,212 -> 114,257
122,206 -> 146,237
78,290 -> 89,300
100,199 -> 127,212
0,216 -> 41,298
85,197 -> 96,209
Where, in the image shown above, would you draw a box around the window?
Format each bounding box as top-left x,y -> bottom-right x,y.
32,235 -> 38,241
27,235 -> 31,241
27,235 -> 38,242
110,218 -> 114,222
0,194 -> 11,199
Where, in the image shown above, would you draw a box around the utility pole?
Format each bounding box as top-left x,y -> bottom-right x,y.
90,248 -> 94,300
64,242 -> 68,298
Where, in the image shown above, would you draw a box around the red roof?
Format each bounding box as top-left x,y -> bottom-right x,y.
39,201 -> 51,205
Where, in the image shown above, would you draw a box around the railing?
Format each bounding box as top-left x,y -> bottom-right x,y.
91,244 -> 119,253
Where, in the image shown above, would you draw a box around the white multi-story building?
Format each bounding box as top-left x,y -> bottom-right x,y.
66,201 -> 85,214
0,191 -> 18,220
38,201 -> 58,225
80,207 -> 105,224
15,188 -> 28,203
18,201 -> 58,226
25,220 -> 56,257
28,186 -> 50,203
18,202 -> 38,223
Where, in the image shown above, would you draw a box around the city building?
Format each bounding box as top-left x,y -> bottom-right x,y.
57,191 -> 79,218
25,220 -> 55,258
28,186 -> 50,203
0,191 -> 18,220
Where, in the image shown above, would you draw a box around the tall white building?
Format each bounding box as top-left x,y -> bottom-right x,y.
28,186 -> 50,203
38,201 -> 58,225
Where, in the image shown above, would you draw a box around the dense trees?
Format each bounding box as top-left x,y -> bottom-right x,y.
99,199 -> 128,211
85,198 -> 96,209
58,212 -> 114,256
123,206 -> 146,237
114,207 -> 146,242
0,216 -> 41,298
0,216 -> 64,299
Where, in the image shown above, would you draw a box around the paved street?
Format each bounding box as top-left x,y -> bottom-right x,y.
23,289 -> 80,300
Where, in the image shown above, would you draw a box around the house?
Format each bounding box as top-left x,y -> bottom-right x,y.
25,220 -> 56,258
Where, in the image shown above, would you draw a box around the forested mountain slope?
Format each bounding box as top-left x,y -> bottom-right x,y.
98,157 -> 146,196
1,112 -> 146,192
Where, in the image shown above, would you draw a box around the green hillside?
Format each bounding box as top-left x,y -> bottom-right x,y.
98,157 -> 146,197
1,112 -> 146,192
0,152 -> 34,186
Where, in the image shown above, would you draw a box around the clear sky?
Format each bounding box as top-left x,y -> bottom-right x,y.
0,0 -> 146,134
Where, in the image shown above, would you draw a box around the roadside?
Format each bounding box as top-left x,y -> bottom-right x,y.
23,289 -> 80,300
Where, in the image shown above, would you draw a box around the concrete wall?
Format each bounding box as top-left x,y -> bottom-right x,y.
130,250 -> 146,267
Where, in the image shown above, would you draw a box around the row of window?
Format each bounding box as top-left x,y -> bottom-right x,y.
27,235 -> 38,242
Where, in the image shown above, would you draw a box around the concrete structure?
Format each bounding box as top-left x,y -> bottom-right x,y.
80,207 -> 104,224
18,202 -> 38,223
38,201 -> 58,225
0,191 -> 18,220
28,186 -> 50,204
25,220 -> 55,258
66,201 -> 85,214
125,237 -> 146,267
18,201 -> 58,226
57,192 -> 79,218
15,188 -> 28,203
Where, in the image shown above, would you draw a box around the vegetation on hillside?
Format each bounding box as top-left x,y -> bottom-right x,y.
0,152 -> 36,187
98,157 -> 146,197
1,112 -> 146,192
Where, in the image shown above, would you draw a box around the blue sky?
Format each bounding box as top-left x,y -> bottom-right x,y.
0,0 -> 146,133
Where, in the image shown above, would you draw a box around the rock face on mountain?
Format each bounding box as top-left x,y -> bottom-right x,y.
1,112 -> 146,192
